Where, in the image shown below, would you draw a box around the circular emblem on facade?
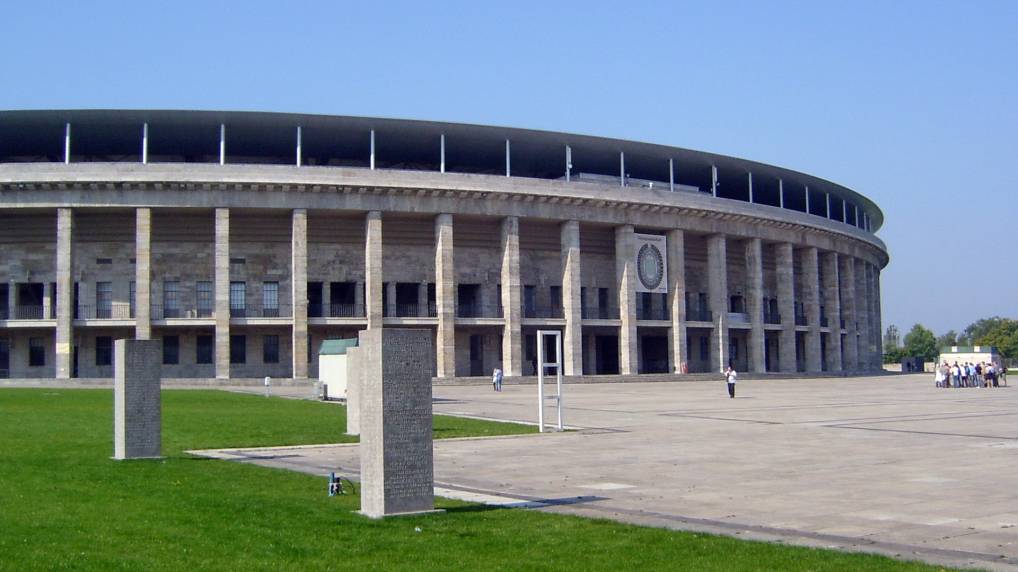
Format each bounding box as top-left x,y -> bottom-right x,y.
637,243 -> 664,290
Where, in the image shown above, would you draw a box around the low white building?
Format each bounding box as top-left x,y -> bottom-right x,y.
318,338 -> 358,400
938,346 -> 1003,368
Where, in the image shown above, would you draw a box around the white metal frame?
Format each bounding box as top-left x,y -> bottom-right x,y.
536,329 -> 563,432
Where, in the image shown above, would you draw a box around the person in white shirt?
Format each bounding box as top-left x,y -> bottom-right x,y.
724,365 -> 737,398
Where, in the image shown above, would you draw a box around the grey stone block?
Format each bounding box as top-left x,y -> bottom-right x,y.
113,339 -> 162,459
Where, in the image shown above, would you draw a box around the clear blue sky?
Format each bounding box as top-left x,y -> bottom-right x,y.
2,1 -> 1015,336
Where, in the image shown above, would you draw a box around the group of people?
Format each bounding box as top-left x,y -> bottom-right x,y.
935,361 -> 1007,388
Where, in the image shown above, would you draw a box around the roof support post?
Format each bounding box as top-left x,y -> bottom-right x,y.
855,206 -> 860,228
748,172 -> 754,203
668,159 -> 674,192
805,185 -> 811,214
296,126 -> 302,166
370,129 -> 375,170
842,199 -> 847,222
711,165 -> 717,197
141,123 -> 148,164
565,145 -> 571,182
219,124 -> 226,165
778,178 -> 784,208
440,134 -> 445,173
505,139 -> 511,177
619,151 -> 625,187
64,123 -> 71,164
826,193 -> 832,218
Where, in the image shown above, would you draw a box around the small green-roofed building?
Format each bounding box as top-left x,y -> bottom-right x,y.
938,345 -> 1002,367
318,338 -> 358,399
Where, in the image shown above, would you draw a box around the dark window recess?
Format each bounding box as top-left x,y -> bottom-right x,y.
229,257 -> 246,265
230,335 -> 246,364
196,335 -> 214,364
29,337 -> 45,366
96,258 -> 113,265
95,336 -> 113,366
129,258 -> 136,264
162,335 -> 180,365
263,335 -> 280,364
699,336 -> 709,361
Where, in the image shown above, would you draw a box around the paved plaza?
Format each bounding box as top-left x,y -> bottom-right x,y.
196,374 -> 1018,570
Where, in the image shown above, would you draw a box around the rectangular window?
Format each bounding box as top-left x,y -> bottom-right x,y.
230,282 -> 246,317
262,282 -> 279,317
523,285 -> 536,316
230,334 -> 246,364
196,335 -> 214,364
263,334 -> 280,364
162,335 -> 179,365
699,336 -> 709,361
95,336 -> 112,366
196,281 -> 213,318
549,286 -> 562,310
163,280 -> 180,318
129,281 -> 136,319
29,337 -> 45,366
95,281 -> 112,319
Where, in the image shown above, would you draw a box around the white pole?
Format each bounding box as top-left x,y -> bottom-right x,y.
842,199 -> 847,222
748,172 -> 754,203
619,151 -> 625,187
778,179 -> 784,208
826,193 -> 831,218
805,185 -> 810,214
296,126 -> 302,167
64,123 -> 71,164
855,206 -> 860,228
141,123 -> 148,164
440,134 -> 445,173
219,124 -> 226,165
505,139 -> 511,177
711,165 -> 717,197
565,145 -> 571,182
370,129 -> 375,170
556,332 -> 563,431
668,159 -> 674,192
537,334 -> 545,432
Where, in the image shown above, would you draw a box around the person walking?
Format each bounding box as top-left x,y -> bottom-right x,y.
491,367 -> 503,392
724,365 -> 737,399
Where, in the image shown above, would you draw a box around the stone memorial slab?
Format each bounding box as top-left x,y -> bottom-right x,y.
358,328 -> 436,518
345,345 -> 362,436
113,339 -> 162,460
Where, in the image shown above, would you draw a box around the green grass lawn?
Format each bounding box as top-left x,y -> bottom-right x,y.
0,388 -> 949,571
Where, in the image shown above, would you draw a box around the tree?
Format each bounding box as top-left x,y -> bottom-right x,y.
883,325 -> 900,352
902,324 -> 938,361
963,317 -> 1012,345
882,346 -> 905,364
936,330 -> 958,348
975,319 -> 1018,358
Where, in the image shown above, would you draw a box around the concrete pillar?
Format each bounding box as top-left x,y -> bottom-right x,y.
873,265 -> 883,369
775,243 -> 796,373
560,220 -> 582,376
584,333 -> 597,375
500,217 -> 522,376
365,212 -> 383,329
707,234 -> 729,372
214,208 -> 230,379
354,280 -> 365,317
55,208 -> 73,379
839,256 -> 858,370
113,339 -> 162,459
802,247 -> 822,371
42,282 -> 52,320
291,209 -> 308,379
855,258 -> 871,371
135,208 -> 152,340
385,282 -> 397,319
434,213 -> 455,377
666,229 -> 686,373
614,225 -> 638,375
822,252 -> 842,371
321,282 -> 331,317
745,238 -> 766,373
417,281 -> 428,317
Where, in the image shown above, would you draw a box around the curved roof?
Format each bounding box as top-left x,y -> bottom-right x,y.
0,109 -> 883,231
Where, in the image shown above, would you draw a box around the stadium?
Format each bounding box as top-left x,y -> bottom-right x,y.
0,110 -> 887,380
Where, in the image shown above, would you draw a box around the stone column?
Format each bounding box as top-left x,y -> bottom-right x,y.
55,208 -> 73,379
500,217 -> 522,376
839,256 -> 858,370
584,333 -> 597,374
214,208 -> 230,380
434,214 -> 455,377
873,266 -> 883,369
560,220 -> 582,376
383,282 -> 395,318
291,209 -> 308,379
417,281 -> 428,317
802,247 -> 822,372
113,339 -> 162,459
614,225 -> 638,375
134,208 -> 152,340
354,280 -> 365,317
745,238 -> 766,373
775,243 -> 796,373
666,229 -> 686,373
707,234 -> 729,372
855,258 -> 871,371
822,252 -> 842,371
365,211 -> 383,329
42,282 -> 52,320
321,282 -> 331,318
